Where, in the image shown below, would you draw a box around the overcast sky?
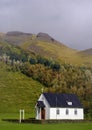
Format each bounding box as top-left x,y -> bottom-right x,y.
0,0 -> 92,50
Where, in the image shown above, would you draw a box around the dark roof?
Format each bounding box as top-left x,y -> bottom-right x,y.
43,93 -> 83,108
37,101 -> 45,108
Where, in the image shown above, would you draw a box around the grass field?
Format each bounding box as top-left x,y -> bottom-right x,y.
0,121 -> 92,130
0,113 -> 92,130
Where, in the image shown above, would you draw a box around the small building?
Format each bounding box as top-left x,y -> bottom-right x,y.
35,93 -> 84,120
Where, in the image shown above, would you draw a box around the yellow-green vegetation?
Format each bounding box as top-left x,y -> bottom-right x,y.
20,36 -> 92,66
0,121 -> 92,130
21,39 -> 80,64
0,62 -> 44,113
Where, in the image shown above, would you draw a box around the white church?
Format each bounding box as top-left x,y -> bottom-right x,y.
35,93 -> 84,120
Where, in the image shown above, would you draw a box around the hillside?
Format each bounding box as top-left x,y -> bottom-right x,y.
0,31 -> 32,45
0,34 -> 92,118
0,62 -> 44,113
78,48 -> 92,56
77,48 -> 92,65
0,31 -> 83,65
81,48 -> 92,55
1,31 -> 92,66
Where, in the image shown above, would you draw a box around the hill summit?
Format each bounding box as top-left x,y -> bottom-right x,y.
6,31 -> 32,36
36,32 -> 55,42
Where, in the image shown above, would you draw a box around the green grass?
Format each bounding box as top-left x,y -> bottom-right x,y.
0,113 -> 92,130
0,112 -> 92,130
0,122 -> 92,130
0,62 -> 44,113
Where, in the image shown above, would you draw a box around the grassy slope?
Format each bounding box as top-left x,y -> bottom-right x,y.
0,62 -> 44,113
77,49 -> 92,66
21,38 -> 84,65
1,33 -> 92,66
20,35 -> 92,66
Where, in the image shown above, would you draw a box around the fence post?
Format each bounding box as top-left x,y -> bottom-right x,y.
19,109 -> 25,123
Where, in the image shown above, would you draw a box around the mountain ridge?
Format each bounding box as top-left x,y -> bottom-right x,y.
1,31 -> 92,50
78,48 -> 92,55
0,31 -> 92,65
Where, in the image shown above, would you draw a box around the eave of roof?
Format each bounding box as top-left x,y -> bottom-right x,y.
37,101 -> 45,108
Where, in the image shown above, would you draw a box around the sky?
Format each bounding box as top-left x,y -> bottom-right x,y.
0,0 -> 92,50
